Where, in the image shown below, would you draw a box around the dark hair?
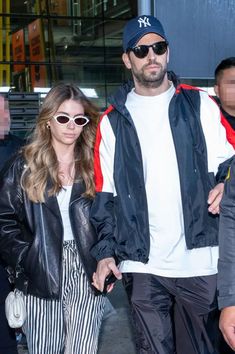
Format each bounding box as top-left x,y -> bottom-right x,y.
214,57 -> 235,84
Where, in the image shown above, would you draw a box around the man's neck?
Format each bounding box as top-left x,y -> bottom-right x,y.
134,76 -> 171,96
221,105 -> 235,117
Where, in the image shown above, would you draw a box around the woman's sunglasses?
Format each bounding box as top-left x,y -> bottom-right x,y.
53,113 -> 89,127
128,41 -> 168,59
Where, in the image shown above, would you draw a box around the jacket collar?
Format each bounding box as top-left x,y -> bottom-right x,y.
43,179 -> 86,216
109,71 -> 179,114
70,179 -> 86,203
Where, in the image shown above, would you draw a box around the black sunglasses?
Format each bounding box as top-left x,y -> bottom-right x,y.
53,113 -> 89,127
128,41 -> 168,59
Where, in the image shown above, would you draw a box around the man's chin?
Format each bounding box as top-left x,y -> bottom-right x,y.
143,75 -> 165,87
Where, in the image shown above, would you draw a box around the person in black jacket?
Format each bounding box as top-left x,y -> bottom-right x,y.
90,15 -> 235,354
214,57 -> 235,148
213,58 -> 235,353
0,94 -> 23,354
0,96 -> 23,171
0,84 -> 105,354
218,156 -> 235,352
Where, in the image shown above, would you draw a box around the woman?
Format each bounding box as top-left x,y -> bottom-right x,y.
0,83 -> 106,354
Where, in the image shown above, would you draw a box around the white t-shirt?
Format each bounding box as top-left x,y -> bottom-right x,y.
57,185 -> 74,241
119,84 -> 222,277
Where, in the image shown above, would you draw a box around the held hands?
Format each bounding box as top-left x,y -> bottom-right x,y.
207,182 -> 224,214
219,306 -> 235,351
92,257 -> 122,293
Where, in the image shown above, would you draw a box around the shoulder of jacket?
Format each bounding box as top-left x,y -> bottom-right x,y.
176,84 -> 216,106
11,153 -> 25,169
99,105 -> 119,125
224,158 -> 235,193
229,156 -> 235,174
174,84 -> 212,111
101,105 -> 115,119
1,153 -> 25,177
175,83 -> 201,95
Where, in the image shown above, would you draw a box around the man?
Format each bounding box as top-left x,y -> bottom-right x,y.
91,15 -> 234,353
214,57 -> 235,148
218,156 -> 235,352
0,95 -> 23,354
214,62 -> 235,354
0,96 -> 23,170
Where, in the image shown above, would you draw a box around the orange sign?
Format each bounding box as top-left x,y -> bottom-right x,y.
12,29 -> 25,72
28,19 -> 47,88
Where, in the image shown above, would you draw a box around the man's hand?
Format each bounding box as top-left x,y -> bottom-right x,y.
92,257 -> 122,293
208,182 -> 224,214
220,306 -> 235,350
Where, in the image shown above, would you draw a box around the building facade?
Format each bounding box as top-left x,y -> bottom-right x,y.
0,0 -> 234,136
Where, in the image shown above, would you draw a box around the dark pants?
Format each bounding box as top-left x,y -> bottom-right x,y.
123,273 -> 221,354
0,265 -> 18,354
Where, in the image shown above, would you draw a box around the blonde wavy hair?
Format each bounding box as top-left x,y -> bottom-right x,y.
21,83 -> 99,203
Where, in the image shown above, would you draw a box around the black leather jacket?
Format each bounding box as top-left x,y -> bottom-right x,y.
0,154 -> 99,298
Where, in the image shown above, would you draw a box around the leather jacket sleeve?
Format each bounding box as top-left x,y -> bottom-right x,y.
0,156 -> 32,270
90,191 -> 117,261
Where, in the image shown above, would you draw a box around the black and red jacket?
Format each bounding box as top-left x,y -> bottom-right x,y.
90,79 -> 234,264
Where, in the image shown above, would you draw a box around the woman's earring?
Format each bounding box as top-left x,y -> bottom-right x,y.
46,123 -> 50,129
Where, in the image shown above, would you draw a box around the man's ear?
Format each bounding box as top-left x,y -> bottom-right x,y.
122,53 -> 132,69
214,84 -> 219,97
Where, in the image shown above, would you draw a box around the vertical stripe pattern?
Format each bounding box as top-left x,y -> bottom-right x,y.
22,240 -> 106,354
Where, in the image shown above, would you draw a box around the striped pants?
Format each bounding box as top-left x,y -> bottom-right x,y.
22,241 -> 106,354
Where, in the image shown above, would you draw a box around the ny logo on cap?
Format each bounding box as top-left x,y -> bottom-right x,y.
138,16 -> 151,28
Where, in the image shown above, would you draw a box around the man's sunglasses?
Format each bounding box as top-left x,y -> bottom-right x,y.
128,41 -> 168,59
53,113 -> 89,127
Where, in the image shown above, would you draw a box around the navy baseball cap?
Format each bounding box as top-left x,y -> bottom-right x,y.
123,15 -> 167,52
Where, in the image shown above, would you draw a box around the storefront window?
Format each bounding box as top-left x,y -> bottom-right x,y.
0,0 -> 136,108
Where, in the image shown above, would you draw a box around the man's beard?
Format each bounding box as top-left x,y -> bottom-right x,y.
132,59 -> 167,89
